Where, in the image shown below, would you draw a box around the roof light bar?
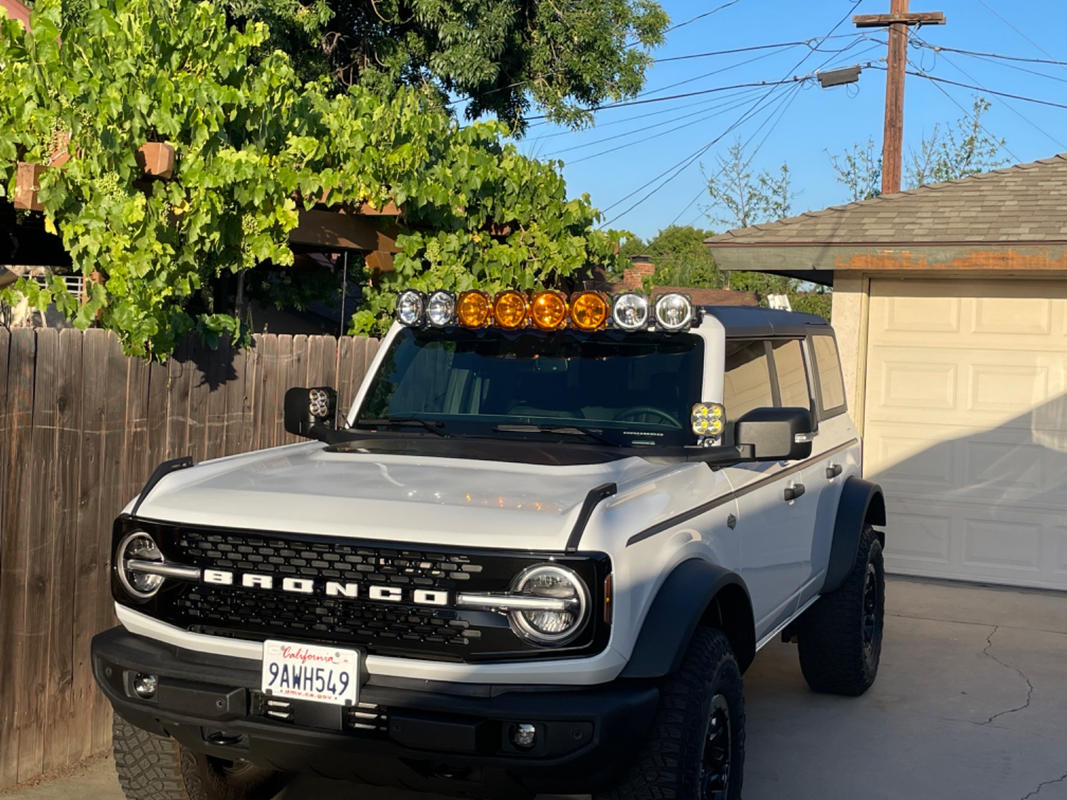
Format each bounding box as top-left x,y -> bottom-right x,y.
395,288 -> 699,332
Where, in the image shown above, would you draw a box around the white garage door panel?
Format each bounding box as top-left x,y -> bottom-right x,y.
865,279 -> 1067,590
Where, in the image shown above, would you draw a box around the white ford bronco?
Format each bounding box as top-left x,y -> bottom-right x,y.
93,289 -> 886,800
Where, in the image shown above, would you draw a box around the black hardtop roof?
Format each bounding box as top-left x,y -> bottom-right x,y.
701,305 -> 831,338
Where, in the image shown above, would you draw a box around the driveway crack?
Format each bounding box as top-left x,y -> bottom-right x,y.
1020,771 -> 1067,799
974,625 -> 1034,726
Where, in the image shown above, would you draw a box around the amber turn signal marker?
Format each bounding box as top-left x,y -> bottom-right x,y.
570,292 -> 609,331
494,290 -> 529,330
457,290 -> 491,328
530,290 -> 569,331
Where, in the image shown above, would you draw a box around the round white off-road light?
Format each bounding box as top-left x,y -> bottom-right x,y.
395,290 -> 426,327
612,292 -> 649,331
654,293 -> 693,331
426,291 -> 456,327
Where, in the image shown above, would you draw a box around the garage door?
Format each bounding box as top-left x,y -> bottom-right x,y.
863,278 -> 1067,590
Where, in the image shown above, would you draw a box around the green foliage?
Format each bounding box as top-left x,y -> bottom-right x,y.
0,0 -> 623,356
829,137 -> 881,202
644,225 -> 723,288
704,139 -> 794,230
906,97 -> 1007,187
219,0 -> 668,132
830,97 -> 1007,199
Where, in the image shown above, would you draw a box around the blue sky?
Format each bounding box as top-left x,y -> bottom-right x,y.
510,0 -> 1067,241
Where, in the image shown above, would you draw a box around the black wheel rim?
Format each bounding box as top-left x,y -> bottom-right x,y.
862,561 -> 879,658
701,693 -> 732,800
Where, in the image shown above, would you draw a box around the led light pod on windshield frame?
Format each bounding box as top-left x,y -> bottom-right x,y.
530,290 -> 569,331
494,290 -> 529,330
426,291 -> 456,327
396,290 -> 426,327
691,402 -> 725,438
457,290 -> 492,328
570,291 -> 610,332
654,292 -> 695,332
611,292 -> 650,331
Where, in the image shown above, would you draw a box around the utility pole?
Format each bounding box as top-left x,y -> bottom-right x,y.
855,1 -> 945,194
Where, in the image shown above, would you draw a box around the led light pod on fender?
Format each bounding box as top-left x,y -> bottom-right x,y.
569,292 -> 609,332
530,290 -> 569,331
654,292 -> 694,332
494,290 -> 529,330
426,290 -> 456,327
457,290 -> 491,328
612,292 -> 650,331
395,290 -> 426,327
691,402 -> 725,437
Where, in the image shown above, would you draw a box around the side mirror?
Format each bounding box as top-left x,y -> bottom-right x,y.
735,407 -> 813,462
284,386 -> 338,441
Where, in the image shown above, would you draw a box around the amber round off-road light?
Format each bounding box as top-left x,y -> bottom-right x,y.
457,290 -> 491,328
691,402 -> 725,437
611,292 -> 650,331
569,291 -> 609,331
530,290 -> 569,331
494,290 -> 529,330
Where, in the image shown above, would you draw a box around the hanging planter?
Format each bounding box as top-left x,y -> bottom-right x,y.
137,142 -> 175,179
13,162 -> 47,211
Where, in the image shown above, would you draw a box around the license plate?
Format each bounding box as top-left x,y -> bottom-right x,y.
261,640 -> 359,706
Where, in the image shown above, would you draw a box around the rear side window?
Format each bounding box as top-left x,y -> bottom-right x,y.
811,335 -> 846,415
772,339 -> 810,409
723,341 -> 773,420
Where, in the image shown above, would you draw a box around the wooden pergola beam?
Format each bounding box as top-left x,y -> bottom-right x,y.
289,209 -> 400,254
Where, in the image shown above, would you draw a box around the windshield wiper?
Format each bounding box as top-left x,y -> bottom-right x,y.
356,417 -> 448,437
493,423 -> 618,447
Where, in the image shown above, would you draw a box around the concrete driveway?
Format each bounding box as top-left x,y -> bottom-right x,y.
3,577 -> 1065,800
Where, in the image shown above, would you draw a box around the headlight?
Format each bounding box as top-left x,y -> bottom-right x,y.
508,564 -> 589,645
116,532 -> 165,599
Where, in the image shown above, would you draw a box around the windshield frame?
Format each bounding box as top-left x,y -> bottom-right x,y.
351,326 -> 707,449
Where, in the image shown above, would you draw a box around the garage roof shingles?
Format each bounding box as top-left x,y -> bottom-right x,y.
707,153 -> 1067,246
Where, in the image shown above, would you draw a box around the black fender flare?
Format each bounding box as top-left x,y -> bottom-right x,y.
620,559 -> 756,679
822,476 -> 886,594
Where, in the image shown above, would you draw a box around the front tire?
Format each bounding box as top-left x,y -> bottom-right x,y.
797,525 -> 885,696
112,715 -> 287,800
598,628 -> 745,800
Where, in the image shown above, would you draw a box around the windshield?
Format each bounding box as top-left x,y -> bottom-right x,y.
356,327 -> 704,448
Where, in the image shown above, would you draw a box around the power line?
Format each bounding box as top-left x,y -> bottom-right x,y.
909,46 -> 1067,150
638,42 -> 813,99
523,78 -> 806,122
909,35 -> 1067,85
653,33 -> 867,64
661,1 -> 742,36
879,66 -> 1067,111
600,1 -> 866,224
908,41 -> 1067,68
975,0 -> 1059,62
908,60 -> 1024,163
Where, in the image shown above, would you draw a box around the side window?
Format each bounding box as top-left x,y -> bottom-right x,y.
771,339 -> 811,409
811,334 -> 846,415
723,340 -> 773,420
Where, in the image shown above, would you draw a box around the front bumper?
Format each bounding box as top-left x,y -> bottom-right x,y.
92,627 -> 659,797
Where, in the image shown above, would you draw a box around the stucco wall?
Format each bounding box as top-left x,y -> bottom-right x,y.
830,273 -> 868,430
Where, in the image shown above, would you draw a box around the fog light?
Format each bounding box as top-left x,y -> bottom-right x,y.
654,293 -> 694,331
612,292 -> 649,331
133,673 -> 158,699
511,723 -> 537,749
395,290 -> 426,327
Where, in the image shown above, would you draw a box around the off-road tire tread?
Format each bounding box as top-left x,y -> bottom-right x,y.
113,715 -> 194,800
598,627 -> 745,800
798,525 -> 884,696
113,715 -> 285,800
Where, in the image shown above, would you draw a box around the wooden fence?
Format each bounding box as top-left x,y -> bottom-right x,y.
0,327 -> 380,790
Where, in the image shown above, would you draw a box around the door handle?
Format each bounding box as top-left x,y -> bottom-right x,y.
784,483 -> 805,502
826,463 -> 842,480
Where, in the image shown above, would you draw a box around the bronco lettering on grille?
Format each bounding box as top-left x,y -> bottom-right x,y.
202,569 -> 452,606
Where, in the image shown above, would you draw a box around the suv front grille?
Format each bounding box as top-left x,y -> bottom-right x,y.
114,518 -> 611,662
